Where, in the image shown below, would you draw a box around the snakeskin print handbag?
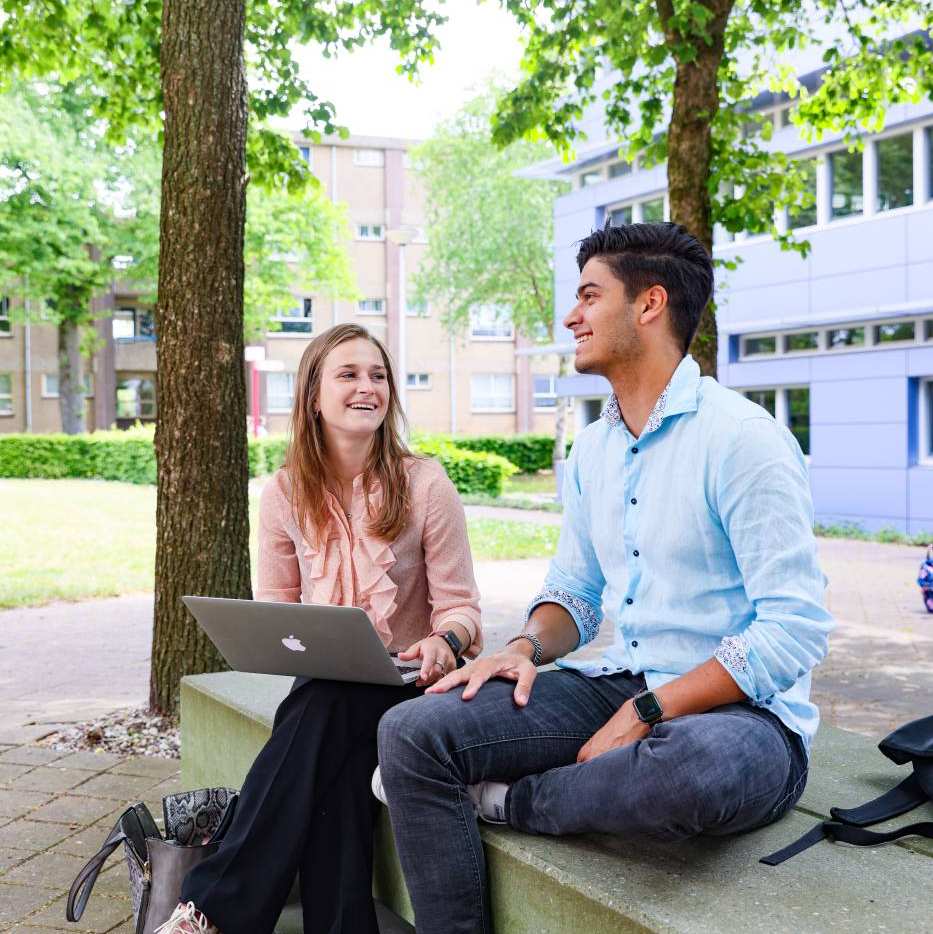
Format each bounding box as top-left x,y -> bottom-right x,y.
66,787 -> 238,934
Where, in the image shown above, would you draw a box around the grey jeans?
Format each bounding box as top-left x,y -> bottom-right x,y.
377,668 -> 808,934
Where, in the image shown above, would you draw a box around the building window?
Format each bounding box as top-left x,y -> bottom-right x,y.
533,375 -> 558,409
0,296 -> 10,336
741,335 -> 777,357
273,298 -> 313,334
788,159 -> 817,230
609,206 -> 632,226
827,326 -> 865,349
777,106 -> 793,128
471,373 -> 514,412
406,299 -> 428,317
743,389 -> 776,417
641,197 -> 665,223
358,299 -> 385,316
406,372 -> 431,390
926,319 -> 933,341
298,145 -> 312,168
784,331 -> 819,353
875,322 -> 915,344
0,373 -> 12,415
356,223 -> 385,241
469,305 -> 513,340
266,372 -> 296,413
580,170 -> 603,187
876,133 -> 913,211
920,378 -> 933,466
116,377 -> 156,420
608,161 -> 631,178
353,148 -> 384,167
928,127 -> 933,202
829,149 -> 863,219
786,387 -> 810,456
41,373 -> 93,398
113,308 -> 155,342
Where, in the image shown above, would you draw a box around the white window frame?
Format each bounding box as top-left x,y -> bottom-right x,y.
0,296 -> 10,337
874,130 -> 914,213
353,148 -> 384,167
355,223 -> 385,242
270,297 -> 313,336
533,374 -> 558,410
406,299 -> 429,318
579,168 -> 605,188
406,372 -> 431,390
470,372 -> 515,413
115,376 -> 156,420
358,299 -> 386,316
42,374 -> 59,398
920,377 -> 933,467
782,330 -> 823,354
266,371 -> 296,414
298,145 -> 313,169
606,194 -> 668,226
739,384 -> 811,457
0,372 -> 12,415
469,304 -> 513,341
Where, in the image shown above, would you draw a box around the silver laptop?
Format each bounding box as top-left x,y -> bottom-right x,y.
183,596 -> 422,685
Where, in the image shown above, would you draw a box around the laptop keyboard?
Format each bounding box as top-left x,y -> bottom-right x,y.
396,665 -> 420,675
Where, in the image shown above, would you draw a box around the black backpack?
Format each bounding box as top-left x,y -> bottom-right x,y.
762,714 -> 933,865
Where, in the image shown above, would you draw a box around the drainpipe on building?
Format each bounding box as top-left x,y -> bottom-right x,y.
23,283 -> 32,433
331,145 -> 339,325
449,333 -> 457,435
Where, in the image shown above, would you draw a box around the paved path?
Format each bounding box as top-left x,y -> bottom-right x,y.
0,532 -> 930,744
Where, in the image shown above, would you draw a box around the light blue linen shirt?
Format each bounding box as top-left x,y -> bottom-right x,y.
529,355 -> 834,753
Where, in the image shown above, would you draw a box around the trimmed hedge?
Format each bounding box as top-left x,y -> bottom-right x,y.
0,431 -> 517,496
419,433 -> 566,474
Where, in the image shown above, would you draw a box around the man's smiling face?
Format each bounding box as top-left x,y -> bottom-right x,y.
564,257 -> 641,377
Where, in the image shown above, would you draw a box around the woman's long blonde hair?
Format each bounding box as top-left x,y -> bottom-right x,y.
286,324 -> 413,545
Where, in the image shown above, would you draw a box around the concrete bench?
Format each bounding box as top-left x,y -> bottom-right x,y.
181,672 -> 932,933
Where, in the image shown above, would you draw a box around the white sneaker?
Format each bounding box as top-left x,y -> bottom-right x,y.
370,767 -> 508,824
154,902 -> 219,934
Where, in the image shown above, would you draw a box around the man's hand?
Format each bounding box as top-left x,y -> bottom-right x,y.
399,635 -> 456,686
425,647 -> 538,706
576,700 -> 650,763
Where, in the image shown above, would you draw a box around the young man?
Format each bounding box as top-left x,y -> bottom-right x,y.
376,222 -> 833,934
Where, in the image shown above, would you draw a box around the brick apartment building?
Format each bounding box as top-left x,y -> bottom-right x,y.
0,135 -> 560,438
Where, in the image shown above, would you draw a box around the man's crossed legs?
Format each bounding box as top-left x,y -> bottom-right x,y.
377,669 -> 807,934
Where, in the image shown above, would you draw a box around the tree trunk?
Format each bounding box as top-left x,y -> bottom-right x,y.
552,352 -> 571,469
57,317 -> 85,434
150,0 -> 251,715
658,0 -> 735,377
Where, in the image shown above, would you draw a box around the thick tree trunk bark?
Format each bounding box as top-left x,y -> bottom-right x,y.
150,0 -> 250,715
57,316 -> 86,434
657,0 -> 734,377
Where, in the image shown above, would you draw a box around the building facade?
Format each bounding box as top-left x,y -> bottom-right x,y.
0,135 -> 559,440
523,88 -> 933,534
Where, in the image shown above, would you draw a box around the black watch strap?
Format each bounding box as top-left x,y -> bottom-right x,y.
436,630 -> 464,659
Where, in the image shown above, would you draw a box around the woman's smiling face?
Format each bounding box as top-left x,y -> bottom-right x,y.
316,337 -> 390,439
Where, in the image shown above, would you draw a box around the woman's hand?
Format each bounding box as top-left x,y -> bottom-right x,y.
576,700 -> 649,763
425,648 -> 538,706
399,635 -> 457,686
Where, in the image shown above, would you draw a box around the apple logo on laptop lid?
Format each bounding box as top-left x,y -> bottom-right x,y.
282,634 -> 306,652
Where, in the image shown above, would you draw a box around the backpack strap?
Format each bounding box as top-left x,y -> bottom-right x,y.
829,772 -> 927,826
66,810 -> 132,922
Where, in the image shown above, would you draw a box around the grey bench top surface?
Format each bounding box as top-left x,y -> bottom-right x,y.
182,671 -> 933,932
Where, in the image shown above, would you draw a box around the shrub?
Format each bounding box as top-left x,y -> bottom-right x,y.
412,439 -> 518,496
417,433 -> 567,474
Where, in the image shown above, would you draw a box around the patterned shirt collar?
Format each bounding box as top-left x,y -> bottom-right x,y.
600,355 -> 700,435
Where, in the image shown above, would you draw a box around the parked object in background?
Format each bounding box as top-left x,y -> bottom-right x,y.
918,545 -> 933,614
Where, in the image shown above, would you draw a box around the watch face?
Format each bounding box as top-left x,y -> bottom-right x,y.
633,692 -> 663,723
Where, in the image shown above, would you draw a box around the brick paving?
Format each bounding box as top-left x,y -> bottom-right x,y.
0,747 -> 180,932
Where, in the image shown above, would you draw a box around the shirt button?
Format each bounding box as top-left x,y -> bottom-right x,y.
631,446 -> 639,454
602,666 -> 609,672
626,598 -> 634,605
633,550 -> 639,557
631,640 -> 638,648
765,698 -> 773,705
630,498 -> 637,505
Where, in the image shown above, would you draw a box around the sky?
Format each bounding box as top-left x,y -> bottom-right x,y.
290,3 -> 526,140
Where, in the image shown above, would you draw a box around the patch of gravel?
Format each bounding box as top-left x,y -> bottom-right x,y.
41,707 -> 180,759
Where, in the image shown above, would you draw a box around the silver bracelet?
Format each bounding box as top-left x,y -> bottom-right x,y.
506,633 -> 544,667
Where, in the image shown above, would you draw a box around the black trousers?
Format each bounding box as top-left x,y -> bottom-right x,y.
180,677 -> 421,934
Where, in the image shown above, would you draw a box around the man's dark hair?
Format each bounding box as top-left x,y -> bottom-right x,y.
575,222 -> 713,355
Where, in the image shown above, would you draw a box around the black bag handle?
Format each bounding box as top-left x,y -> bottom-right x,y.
66,809 -> 133,922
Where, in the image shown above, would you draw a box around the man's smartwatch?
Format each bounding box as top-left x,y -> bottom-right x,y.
632,690 -> 664,726
434,629 -> 464,660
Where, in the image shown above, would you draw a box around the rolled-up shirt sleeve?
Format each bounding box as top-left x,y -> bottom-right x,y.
713,417 -> 834,702
526,441 -> 605,648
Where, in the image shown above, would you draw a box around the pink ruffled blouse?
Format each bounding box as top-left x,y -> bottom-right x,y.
256,456 -> 483,655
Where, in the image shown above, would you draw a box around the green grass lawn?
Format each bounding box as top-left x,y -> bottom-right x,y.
503,471 -> 558,496
0,479 -> 558,609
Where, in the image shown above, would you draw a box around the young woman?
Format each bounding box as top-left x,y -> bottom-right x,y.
158,324 -> 482,934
